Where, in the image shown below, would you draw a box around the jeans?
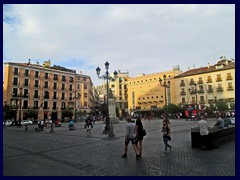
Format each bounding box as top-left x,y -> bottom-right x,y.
163,136 -> 171,151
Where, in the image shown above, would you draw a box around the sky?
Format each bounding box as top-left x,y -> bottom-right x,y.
3,4 -> 235,86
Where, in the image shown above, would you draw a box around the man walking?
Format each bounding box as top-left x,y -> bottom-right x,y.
122,117 -> 141,160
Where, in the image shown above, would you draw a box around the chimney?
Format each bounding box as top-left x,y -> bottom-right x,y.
226,60 -> 228,65
208,63 -> 210,68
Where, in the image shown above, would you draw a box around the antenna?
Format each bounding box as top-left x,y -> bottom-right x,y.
213,47 -> 216,64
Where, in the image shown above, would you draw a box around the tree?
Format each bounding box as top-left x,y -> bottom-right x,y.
3,103 -> 17,122
166,103 -> 181,114
216,100 -> 228,112
62,107 -> 73,121
26,107 -> 38,120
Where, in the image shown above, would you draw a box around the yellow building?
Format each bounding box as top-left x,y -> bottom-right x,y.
127,68 -> 182,112
174,56 -> 235,110
3,59 -> 96,122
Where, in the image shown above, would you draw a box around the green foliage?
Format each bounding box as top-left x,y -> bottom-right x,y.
216,100 -> 228,112
3,103 -> 17,120
26,107 -> 38,118
62,107 -> 73,119
166,103 -> 181,114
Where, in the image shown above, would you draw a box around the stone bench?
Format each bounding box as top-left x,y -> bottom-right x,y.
69,126 -> 75,130
35,127 -> 44,132
191,126 -> 235,150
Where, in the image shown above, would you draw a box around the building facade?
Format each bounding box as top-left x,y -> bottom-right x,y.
174,56 -> 235,110
3,60 -> 97,122
127,67 -> 182,113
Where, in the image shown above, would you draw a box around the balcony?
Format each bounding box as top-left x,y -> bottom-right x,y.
44,86 -> 50,89
62,78 -> 66,82
189,81 -> 196,85
199,100 -> 205,104
190,101 -> 196,104
198,89 -> 204,94
216,87 -> 224,92
227,87 -> 234,91
189,90 -> 196,94
53,86 -> 58,90
34,84 -> 39,88
43,107 -> 49,110
207,88 -> 213,93
226,76 -> 233,80
44,96 -> 50,99
34,95 -> 40,99
53,96 -> 58,100
12,82 -> 19,86
216,78 -> 222,82
180,82 -> 185,87
180,91 -> 186,96
206,79 -> 212,83
197,80 -> 203,84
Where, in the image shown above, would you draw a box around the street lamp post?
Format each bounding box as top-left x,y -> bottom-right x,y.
13,87 -> 23,126
73,90 -> 79,122
188,83 -> 199,120
159,74 -> 170,123
96,61 -> 118,134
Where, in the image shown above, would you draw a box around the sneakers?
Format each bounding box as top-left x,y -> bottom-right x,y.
136,154 -> 141,160
122,153 -> 127,158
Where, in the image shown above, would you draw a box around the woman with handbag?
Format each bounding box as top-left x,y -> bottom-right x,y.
162,120 -> 172,152
135,117 -> 145,157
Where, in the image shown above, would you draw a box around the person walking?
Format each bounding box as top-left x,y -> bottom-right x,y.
122,117 -> 141,160
198,116 -> 209,149
135,117 -> 144,157
162,120 -> 172,152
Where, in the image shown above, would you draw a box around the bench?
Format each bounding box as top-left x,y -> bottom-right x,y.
191,126 -> 235,150
69,126 -> 75,130
35,127 -> 44,132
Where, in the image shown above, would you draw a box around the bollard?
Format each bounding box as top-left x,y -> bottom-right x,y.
50,124 -> 55,133
24,124 -> 28,131
109,124 -> 115,138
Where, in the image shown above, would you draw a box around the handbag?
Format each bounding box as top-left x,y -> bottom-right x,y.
142,129 -> 147,136
167,136 -> 171,141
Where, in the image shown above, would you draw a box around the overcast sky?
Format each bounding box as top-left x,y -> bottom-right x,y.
3,4 -> 235,86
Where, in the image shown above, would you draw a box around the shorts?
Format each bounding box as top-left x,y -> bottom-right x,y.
125,138 -> 137,145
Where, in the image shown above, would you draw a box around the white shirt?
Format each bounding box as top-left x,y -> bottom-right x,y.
198,120 -> 209,136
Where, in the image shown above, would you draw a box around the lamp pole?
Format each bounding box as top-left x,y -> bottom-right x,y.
189,83 -> 199,120
74,90 -> 77,122
96,61 -> 118,134
159,74 -> 170,123
18,87 -> 23,126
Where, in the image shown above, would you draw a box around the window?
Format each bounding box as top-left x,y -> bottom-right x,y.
23,89 -> 29,97
25,69 -> 29,76
84,84 -> 87,89
34,101 -> 38,109
216,74 -> 222,81
62,84 -> 65,90
53,82 -> 57,89
227,73 -> 232,80
44,81 -> 48,88
45,73 -> 48,79
43,101 -> 48,109
61,102 -> 66,109
23,100 -> 28,109
182,97 -> 186,103
12,88 -> 18,97
14,68 -> 18,75
34,90 -> 39,98
13,77 -> 18,85
84,102 -> 88,107
84,93 -> 87,98
53,92 -> 57,99
35,80 -> 39,88
53,102 -> 57,109
24,79 -> 29,86
54,74 -> 58,80
70,77 -> 73,82
35,71 -> 39,78
77,84 -> 80,89
83,77 -> 86,81
69,84 -> 73,91
44,91 -> 49,98
62,75 -> 66,81
207,76 -> 212,83
62,93 -> 65,100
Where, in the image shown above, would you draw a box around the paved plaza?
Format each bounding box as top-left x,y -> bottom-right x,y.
3,119 -> 235,176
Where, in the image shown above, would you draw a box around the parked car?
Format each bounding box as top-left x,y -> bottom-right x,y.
21,120 -> 33,125
5,120 -> 13,126
55,119 -> 61,127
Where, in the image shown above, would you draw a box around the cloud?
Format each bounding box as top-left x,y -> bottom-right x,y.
3,4 -> 235,86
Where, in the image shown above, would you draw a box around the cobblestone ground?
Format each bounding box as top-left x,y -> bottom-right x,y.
3,119 -> 235,176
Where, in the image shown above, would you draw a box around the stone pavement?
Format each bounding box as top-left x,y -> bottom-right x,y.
3,119 -> 235,176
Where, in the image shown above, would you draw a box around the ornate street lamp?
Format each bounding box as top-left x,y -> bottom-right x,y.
159,74 -> 171,123
96,61 -> 118,135
73,90 -> 80,122
188,83 -> 199,120
12,87 -> 23,126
